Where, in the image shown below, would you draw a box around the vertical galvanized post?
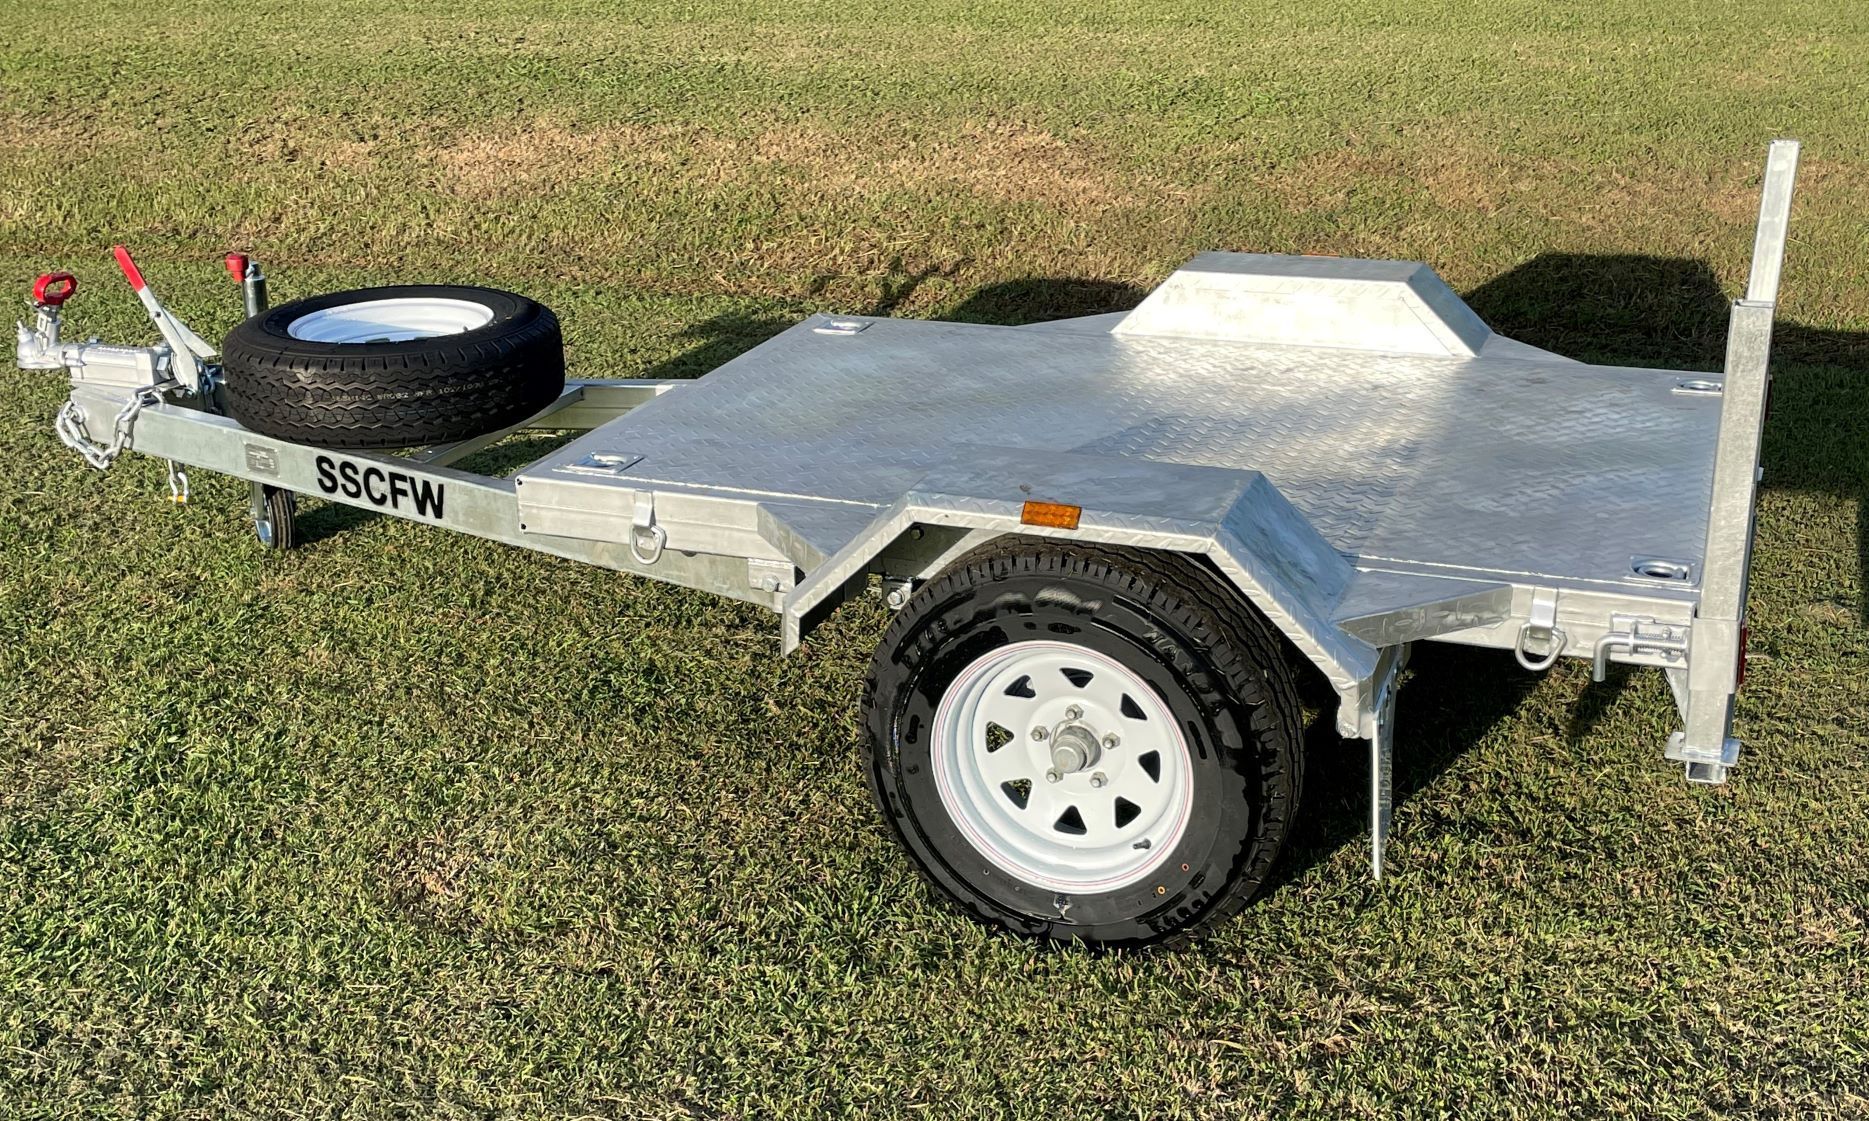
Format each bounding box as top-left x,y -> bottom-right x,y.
239,256 -> 272,523
1365,643 -> 1405,879
243,260 -> 269,320
1671,140 -> 1799,782
1370,684 -> 1394,878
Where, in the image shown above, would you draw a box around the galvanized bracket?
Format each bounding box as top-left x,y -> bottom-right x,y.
1674,139 -> 1800,782
562,450 -> 644,476
1592,614 -> 1689,681
747,557 -> 794,595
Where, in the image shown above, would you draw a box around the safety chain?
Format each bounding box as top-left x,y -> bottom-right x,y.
54,380 -> 178,471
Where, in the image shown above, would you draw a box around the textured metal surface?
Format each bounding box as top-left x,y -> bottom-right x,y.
769,448 -> 1382,730
521,312 -> 1724,601
1331,571 -> 1512,646
1113,252 -> 1492,357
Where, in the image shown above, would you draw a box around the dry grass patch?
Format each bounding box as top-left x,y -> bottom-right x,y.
1249,133 -> 1528,216
378,824 -> 500,934
435,122 -> 690,196
753,120 -> 1156,210
0,111 -> 148,171
432,118 -> 1161,211
1249,130 -> 1867,241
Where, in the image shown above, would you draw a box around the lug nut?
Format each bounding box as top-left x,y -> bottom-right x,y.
1089,772 -> 1108,788
1045,769 -> 1063,784
1031,726 -> 1048,741
1065,705 -> 1083,720
1102,734 -> 1119,749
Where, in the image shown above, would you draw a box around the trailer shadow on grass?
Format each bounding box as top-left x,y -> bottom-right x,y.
292,493 -> 379,546
1269,646 -> 1549,895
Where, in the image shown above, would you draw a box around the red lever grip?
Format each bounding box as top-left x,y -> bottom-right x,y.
32,272 -> 77,307
112,244 -> 147,291
224,252 -> 250,281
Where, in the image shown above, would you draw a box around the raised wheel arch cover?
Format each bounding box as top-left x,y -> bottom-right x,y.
221,284 -> 565,450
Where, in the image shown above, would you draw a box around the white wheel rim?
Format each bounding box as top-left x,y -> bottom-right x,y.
930,640 -> 1194,893
286,297 -> 495,343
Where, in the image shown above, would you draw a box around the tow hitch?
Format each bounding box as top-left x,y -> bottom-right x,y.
20,246 -> 261,498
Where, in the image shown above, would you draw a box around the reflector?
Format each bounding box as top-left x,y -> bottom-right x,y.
1020,500 -> 1081,530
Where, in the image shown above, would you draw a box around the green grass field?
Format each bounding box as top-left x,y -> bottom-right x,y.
3,2 -> 1866,1116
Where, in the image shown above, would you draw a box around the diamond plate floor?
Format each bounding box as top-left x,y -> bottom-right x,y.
523,314 -> 1721,595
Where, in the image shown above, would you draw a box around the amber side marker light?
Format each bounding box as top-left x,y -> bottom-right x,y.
1020,500 -> 1082,530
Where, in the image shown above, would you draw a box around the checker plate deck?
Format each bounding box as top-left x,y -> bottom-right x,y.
521,313 -> 1721,600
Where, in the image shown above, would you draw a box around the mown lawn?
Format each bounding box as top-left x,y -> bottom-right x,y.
1,2 -> 1865,1117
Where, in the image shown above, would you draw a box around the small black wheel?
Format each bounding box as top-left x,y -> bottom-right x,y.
253,484 -> 296,550
221,284 -> 564,449
862,539 -> 1304,949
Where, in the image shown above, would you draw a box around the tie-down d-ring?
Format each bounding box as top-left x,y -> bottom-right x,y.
1513,621 -> 1568,672
629,490 -> 666,565
630,522 -> 667,565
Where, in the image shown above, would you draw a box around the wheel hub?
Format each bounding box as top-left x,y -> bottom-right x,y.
1046,722 -> 1102,777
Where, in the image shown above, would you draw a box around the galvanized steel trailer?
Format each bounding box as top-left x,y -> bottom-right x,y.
19,142 -> 1801,946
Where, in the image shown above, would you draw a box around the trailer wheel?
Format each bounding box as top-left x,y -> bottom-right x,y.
862,540 -> 1304,948
221,285 -> 564,449
252,484 -> 295,549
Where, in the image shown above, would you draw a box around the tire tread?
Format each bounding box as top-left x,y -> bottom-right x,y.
221,285 -> 564,449
861,538 -> 1305,949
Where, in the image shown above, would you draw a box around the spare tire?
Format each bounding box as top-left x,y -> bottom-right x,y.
221,284 -> 565,449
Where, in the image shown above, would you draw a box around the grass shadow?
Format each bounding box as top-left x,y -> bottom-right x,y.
292,496 -> 381,548
637,311 -> 796,381
637,257 -> 955,381
1269,645 -> 1545,891
942,277 -> 1145,324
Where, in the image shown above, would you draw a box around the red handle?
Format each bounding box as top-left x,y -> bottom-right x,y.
224,252 -> 250,281
32,272 -> 77,307
112,244 -> 146,291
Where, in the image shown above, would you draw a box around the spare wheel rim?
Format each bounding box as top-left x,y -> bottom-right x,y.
285,297 -> 495,344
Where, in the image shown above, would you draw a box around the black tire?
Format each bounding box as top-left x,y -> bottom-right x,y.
253,484 -> 295,550
221,284 -> 564,449
862,539 -> 1304,949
